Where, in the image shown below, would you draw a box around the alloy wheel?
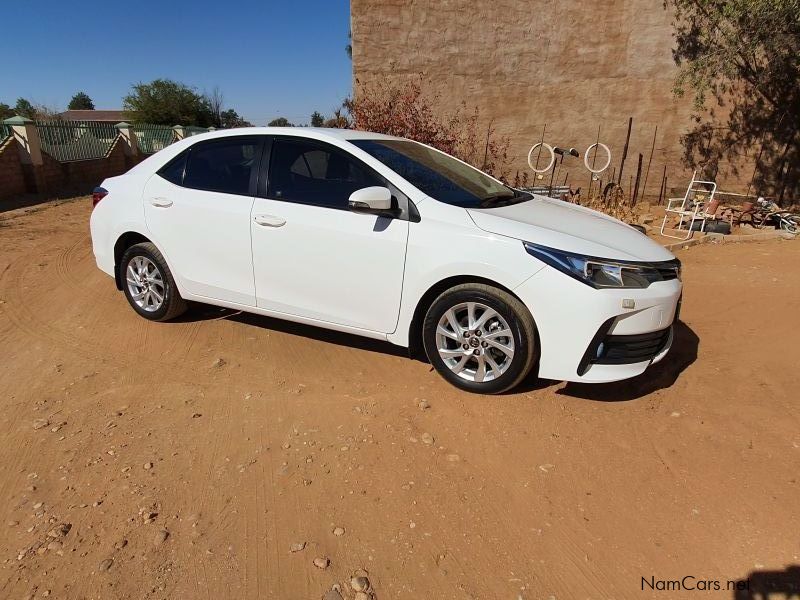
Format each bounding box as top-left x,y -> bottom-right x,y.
126,256 -> 165,312
434,301 -> 515,383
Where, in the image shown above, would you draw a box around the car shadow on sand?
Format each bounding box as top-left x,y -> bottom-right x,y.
176,302 -> 409,357
174,304 -> 698,398
552,320 -> 699,402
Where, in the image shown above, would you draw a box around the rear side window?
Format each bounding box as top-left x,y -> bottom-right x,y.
182,138 -> 259,196
268,138 -> 383,209
157,151 -> 187,185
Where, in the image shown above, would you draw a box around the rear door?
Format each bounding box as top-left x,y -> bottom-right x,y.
250,136 -> 409,333
143,136 -> 263,306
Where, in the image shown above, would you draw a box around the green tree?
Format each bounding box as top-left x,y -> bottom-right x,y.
220,109 -> 252,128
0,102 -> 13,121
123,79 -> 213,126
67,92 -> 95,110
310,111 -> 325,127
14,98 -> 36,119
668,0 -> 800,201
268,117 -> 294,127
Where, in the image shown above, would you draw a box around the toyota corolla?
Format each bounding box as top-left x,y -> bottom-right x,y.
90,128 -> 682,394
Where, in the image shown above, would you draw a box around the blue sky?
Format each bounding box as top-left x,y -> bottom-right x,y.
1,0 -> 352,125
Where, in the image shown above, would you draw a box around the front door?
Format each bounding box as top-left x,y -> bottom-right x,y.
143,136 -> 262,306
250,137 -> 408,333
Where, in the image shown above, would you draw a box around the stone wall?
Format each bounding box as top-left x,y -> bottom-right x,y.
351,0 -> 754,198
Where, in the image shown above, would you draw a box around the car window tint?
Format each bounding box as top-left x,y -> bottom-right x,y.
351,139 -> 519,208
183,139 -> 258,195
269,138 -> 383,208
158,151 -> 187,185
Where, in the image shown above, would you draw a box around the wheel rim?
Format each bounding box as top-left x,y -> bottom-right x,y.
781,218 -> 798,234
126,256 -> 165,312
435,302 -> 515,383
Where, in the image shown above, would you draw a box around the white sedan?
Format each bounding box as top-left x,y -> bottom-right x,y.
90,128 -> 682,394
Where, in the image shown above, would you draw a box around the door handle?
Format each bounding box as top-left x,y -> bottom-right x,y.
149,197 -> 173,208
253,214 -> 286,227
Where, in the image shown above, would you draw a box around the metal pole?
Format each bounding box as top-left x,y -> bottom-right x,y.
641,125 -> 657,201
535,123 -> 547,171
632,153 -> 643,205
588,124 -> 600,197
618,116 -> 632,185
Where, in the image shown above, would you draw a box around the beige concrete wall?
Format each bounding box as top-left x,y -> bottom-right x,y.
352,0 -> 749,198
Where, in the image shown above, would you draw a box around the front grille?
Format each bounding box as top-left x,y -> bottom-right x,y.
656,265 -> 680,281
594,327 -> 672,365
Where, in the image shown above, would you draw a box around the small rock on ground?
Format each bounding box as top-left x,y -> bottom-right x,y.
153,529 -> 169,545
313,556 -> 330,569
351,576 -> 371,592
98,558 -> 113,572
332,527 -> 345,536
289,542 -> 306,553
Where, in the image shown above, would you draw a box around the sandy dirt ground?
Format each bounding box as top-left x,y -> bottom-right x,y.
0,197 -> 798,600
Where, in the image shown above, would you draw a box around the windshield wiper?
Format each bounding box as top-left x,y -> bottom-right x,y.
479,191 -> 531,208
479,193 -> 515,207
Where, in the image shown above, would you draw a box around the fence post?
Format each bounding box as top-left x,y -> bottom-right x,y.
172,125 -> 186,140
3,116 -> 43,166
115,122 -> 139,157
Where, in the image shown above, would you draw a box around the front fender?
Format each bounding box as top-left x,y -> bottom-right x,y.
388,203 -> 544,347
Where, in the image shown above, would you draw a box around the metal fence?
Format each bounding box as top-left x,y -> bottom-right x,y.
185,126 -> 210,137
133,124 -> 175,155
0,123 -> 12,144
36,120 -> 118,162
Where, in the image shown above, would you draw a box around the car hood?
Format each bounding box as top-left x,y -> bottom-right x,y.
466,195 -> 674,262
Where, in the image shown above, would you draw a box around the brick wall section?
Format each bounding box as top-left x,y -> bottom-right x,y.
38,138 -> 136,196
0,136 -> 150,203
0,137 -> 27,201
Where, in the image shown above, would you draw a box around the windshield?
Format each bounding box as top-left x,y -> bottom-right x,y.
351,139 -> 530,208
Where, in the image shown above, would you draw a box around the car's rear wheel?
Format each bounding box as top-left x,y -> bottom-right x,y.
422,284 -> 537,394
120,242 -> 187,321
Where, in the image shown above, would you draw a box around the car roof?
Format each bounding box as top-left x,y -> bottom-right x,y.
184,127 -> 404,144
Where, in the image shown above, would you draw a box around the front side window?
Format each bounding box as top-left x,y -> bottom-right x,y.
182,138 -> 259,195
351,139 -> 530,208
268,138 -> 383,209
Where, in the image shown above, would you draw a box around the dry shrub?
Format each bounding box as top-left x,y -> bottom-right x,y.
577,187 -> 637,223
344,77 -> 512,181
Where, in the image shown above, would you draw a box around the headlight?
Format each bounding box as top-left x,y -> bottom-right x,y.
523,242 -> 681,289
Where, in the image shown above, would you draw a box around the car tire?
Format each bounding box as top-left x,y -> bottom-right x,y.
422,283 -> 538,394
690,219 -> 731,234
120,242 -> 187,322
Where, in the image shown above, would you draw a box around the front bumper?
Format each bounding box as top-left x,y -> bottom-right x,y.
514,266 -> 683,383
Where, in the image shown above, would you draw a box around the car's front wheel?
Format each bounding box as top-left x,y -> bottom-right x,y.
120,242 -> 187,321
422,283 -> 538,394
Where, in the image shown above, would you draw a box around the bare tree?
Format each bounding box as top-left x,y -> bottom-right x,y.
207,85 -> 225,128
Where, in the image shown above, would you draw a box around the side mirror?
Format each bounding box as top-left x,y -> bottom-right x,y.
348,186 -> 399,217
